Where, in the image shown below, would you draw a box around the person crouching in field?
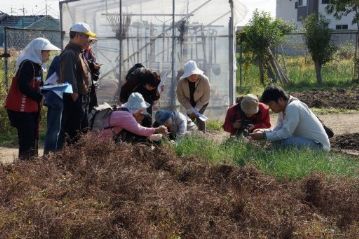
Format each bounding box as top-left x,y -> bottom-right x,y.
154,110 -> 196,140
250,86 -> 330,151
4,38 -> 60,160
223,94 -> 271,137
176,60 -> 210,132
99,93 -> 168,142
120,64 -> 161,126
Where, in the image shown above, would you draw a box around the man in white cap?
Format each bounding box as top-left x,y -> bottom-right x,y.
176,60 -> 210,132
223,94 -> 271,136
58,22 -> 96,148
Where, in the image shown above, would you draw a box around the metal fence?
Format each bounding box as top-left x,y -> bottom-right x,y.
1,27 -> 63,89
60,0 -> 238,118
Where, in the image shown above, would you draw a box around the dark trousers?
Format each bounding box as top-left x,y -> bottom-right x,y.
44,91 -> 63,154
58,93 -> 85,148
189,104 -> 208,132
7,110 -> 39,160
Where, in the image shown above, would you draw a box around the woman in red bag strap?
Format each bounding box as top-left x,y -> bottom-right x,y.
4,38 -> 60,160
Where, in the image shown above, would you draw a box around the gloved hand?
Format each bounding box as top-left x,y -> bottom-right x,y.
149,134 -> 163,142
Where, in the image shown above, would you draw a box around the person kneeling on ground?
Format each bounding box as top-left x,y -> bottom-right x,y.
250,86 -> 330,151
154,110 -> 196,140
99,93 -> 168,142
176,60 -> 210,132
223,94 -> 271,137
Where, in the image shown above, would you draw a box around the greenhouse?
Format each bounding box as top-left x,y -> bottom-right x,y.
60,0 -> 243,117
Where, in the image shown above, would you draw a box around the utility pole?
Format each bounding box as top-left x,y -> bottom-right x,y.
19,7 -> 25,27
45,0 -> 48,16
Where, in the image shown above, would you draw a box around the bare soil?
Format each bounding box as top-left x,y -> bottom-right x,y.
331,133 -> 359,151
291,87 -> 359,110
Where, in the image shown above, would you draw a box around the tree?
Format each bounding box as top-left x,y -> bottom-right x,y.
238,11 -> 293,85
326,0 -> 359,81
326,0 -> 359,30
303,14 -> 336,84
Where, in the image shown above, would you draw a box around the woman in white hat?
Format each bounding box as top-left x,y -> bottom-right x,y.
99,92 -> 168,142
176,60 -> 210,132
5,37 -> 61,160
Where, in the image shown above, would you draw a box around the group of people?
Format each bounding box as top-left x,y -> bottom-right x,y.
4,22 -> 212,160
223,86 -> 330,151
4,21 -> 331,160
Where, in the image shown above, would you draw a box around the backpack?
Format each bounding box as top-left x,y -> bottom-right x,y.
88,102 -> 114,131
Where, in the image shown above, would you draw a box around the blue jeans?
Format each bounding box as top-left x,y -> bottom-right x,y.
44,91 -> 63,154
273,136 -> 323,150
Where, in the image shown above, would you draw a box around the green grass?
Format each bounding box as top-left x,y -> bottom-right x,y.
174,135 -> 359,180
237,55 -> 357,95
206,120 -> 223,131
311,107 -> 359,115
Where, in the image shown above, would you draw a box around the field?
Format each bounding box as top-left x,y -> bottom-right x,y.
0,136 -> 358,238
1,52 -> 359,237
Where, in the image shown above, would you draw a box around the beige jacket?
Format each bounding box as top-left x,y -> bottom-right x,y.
176,75 -> 210,110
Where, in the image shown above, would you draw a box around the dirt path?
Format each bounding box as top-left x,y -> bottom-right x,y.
1,113 -> 359,164
271,113 -> 359,135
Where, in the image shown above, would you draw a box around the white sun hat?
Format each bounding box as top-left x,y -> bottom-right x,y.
70,22 -> 96,38
15,37 -> 60,71
122,92 -> 151,113
180,60 -> 204,79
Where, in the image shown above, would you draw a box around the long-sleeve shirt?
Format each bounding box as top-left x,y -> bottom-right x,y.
18,60 -> 43,102
176,75 -> 210,110
170,111 -> 187,137
59,43 -> 88,95
265,96 -> 330,151
100,110 -> 156,139
223,102 -> 271,135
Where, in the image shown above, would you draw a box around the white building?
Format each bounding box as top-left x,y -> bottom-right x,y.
276,0 -> 357,30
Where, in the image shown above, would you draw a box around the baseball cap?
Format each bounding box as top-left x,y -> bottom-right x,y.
70,22 -> 96,38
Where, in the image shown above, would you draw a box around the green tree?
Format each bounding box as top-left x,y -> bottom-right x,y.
303,14 -> 337,84
238,11 -> 292,85
326,0 -> 359,30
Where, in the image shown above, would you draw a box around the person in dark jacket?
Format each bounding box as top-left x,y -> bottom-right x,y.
5,38 -> 60,160
83,37 -> 100,112
58,22 -> 96,148
120,65 -> 161,126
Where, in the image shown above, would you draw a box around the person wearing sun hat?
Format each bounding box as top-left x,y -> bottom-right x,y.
99,93 -> 168,142
58,22 -> 97,148
223,94 -> 271,136
5,37 -> 60,160
176,60 -> 211,132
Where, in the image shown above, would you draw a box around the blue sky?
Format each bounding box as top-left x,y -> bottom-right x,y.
1,0 -> 276,24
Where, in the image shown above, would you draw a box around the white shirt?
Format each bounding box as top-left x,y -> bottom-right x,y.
265,97 -> 330,151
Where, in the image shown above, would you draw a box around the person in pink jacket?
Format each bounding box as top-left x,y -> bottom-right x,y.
100,92 -> 167,142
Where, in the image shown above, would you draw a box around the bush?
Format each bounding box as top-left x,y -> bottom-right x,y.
0,135 -> 358,238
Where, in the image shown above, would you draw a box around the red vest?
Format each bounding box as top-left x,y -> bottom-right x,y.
5,75 -> 41,113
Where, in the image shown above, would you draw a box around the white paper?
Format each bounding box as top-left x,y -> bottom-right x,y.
44,72 -> 58,85
41,83 -> 73,94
